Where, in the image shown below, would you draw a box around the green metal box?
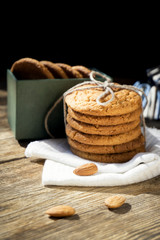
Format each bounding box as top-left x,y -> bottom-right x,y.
7,70 -> 89,140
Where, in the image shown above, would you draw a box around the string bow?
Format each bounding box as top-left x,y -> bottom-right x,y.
89,71 -> 115,106
64,71 -> 148,108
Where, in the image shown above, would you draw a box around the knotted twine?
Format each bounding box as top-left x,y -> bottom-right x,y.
45,71 -> 148,140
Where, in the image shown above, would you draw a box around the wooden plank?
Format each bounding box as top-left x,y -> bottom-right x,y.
0,156 -> 160,240
0,90 -> 14,141
0,137 -> 26,163
0,91 -> 28,163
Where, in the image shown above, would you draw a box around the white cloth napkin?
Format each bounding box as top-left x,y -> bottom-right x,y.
25,127 -> 160,186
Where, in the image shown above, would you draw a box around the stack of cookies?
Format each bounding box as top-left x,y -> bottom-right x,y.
65,84 -> 145,163
11,57 -> 91,80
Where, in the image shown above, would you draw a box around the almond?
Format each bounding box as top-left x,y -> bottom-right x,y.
104,195 -> 126,209
45,205 -> 75,217
73,163 -> 98,176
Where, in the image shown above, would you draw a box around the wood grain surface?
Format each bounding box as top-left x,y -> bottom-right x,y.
0,90 -> 160,240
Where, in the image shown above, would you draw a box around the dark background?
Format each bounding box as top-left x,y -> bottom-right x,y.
1,4 -> 159,89
1,37 -> 159,89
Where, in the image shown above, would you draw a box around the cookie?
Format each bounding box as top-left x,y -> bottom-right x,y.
70,145 -> 145,163
67,114 -> 140,135
41,61 -> 68,79
67,134 -> 145,154
11,57 -> 54,80
66,124 -> 142,146
68,107 -> 142,126
56,63 -> 83,78
65,84 -> 142,116
72,65 -> 91,78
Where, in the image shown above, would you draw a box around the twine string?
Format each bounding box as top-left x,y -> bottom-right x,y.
45,71 -> 148,139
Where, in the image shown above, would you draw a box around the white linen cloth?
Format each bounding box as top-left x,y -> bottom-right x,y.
25,127 -> 160,186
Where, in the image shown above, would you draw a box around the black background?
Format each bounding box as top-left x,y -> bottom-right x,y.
1,4 -> 159,89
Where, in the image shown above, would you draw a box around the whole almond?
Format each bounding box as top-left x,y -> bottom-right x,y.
105,195 -> 126,209
45,205 -> 75,217
73,163 -> 98,176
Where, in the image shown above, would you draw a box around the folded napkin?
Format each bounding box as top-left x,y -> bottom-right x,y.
25,127 -> 160,186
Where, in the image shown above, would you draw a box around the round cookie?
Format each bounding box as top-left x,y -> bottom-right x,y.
66,124 -> 142,146
72,65 -> 91,78
41,61 -> 68,79
67,134 -> 145,154
11,58 -> 54,80
68,107 -> 142,126
65,84 -> 142,116
70,145 -> 145,163
56,63 -> 83,78
67,114 -> 140,135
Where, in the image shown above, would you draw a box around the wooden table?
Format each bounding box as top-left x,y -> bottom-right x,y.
0,89 -> 160,240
